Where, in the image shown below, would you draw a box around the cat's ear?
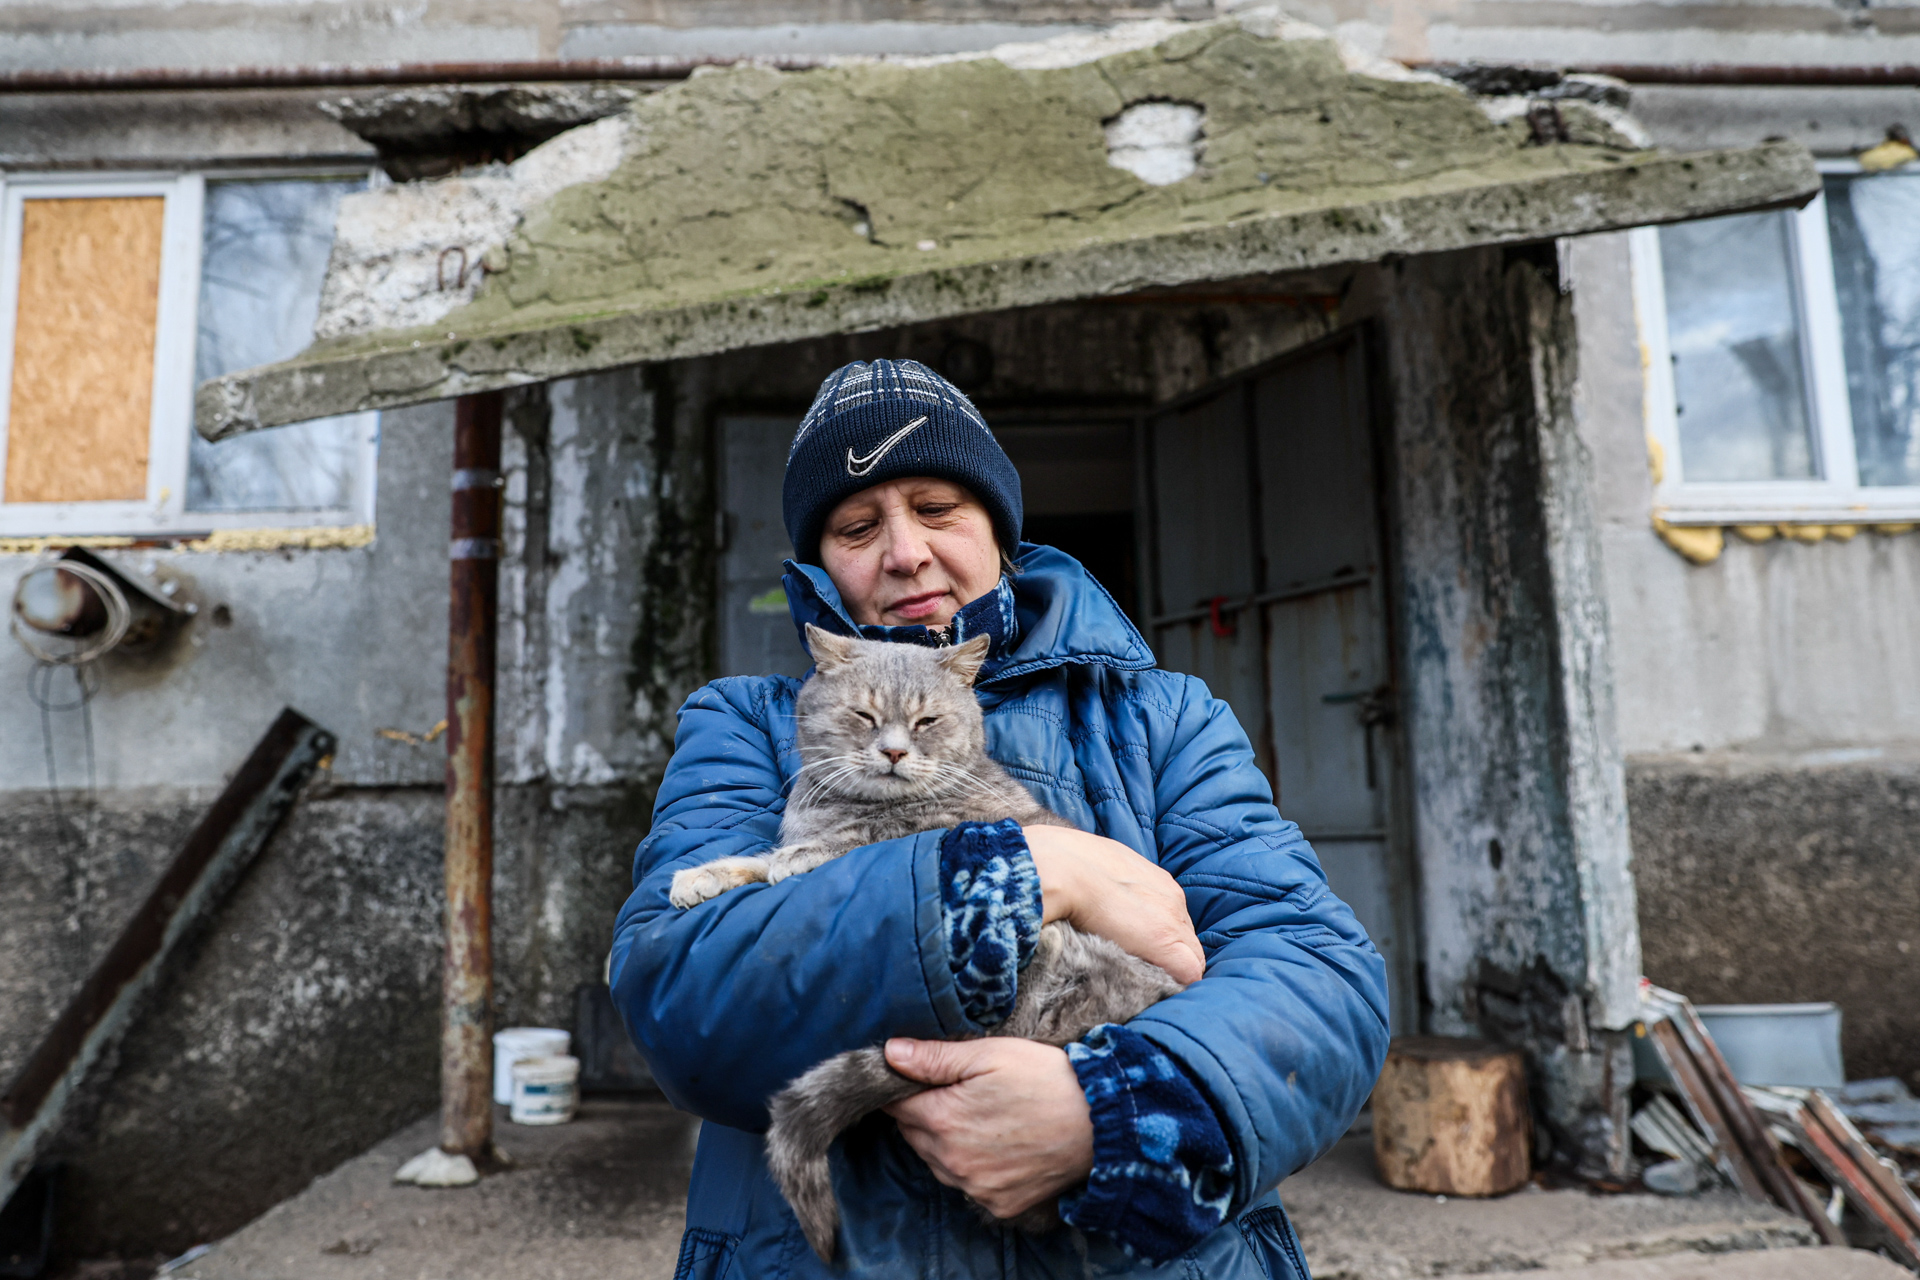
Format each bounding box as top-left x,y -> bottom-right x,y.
805,624 -> 860,672
936,633 -> 992,686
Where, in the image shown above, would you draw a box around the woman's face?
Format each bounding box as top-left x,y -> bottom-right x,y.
819,477 -> 1001,629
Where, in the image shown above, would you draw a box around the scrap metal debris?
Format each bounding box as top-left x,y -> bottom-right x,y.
1632,1093 -> 1722,1195
1747,1086 -> 1920,1269
1636,983 -> 1843,1243
1835,1079 -> 1920,1162
1634,983 -> 1920,1271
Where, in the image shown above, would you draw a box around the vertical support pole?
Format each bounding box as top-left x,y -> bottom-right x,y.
443,391 -> 503,1160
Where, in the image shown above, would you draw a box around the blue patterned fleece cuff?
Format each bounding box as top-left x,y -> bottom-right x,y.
938,818 -> 1042,1027
1060,1023 -> 1236,1264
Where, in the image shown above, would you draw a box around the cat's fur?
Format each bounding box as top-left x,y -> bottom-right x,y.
670,625 -> 1185,1262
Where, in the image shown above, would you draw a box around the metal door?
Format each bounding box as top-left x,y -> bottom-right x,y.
1143,333 -> 1415,1031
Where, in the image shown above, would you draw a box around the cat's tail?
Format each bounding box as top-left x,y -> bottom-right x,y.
766,1046 -> 925,1262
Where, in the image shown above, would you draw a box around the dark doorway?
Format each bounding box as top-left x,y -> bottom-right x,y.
996,419 -> 1139,622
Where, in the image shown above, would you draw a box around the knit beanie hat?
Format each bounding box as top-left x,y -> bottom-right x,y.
782,359 -> 1023,564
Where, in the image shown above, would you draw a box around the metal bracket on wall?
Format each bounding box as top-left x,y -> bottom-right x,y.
0,708 -> 336,1212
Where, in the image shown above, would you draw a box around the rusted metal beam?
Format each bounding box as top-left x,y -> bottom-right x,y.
3,56 -> 1912,98
0,56 -> 829,95
441,391 -> 504,1161
1413,59 -> 1920,87
1579,62 -> 1920,87
0,708 -> 334,1210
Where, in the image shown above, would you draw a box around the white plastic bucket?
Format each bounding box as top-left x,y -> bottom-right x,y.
510,1054 -> 581,1126
492,1027 -> 570,1105
1696,1003 -> 1844,1088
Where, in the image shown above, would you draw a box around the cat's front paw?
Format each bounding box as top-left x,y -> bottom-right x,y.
670,865 -> 731,908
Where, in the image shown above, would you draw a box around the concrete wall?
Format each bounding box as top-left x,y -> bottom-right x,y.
1571,230 -> 1920,758
2,0 -> 1915,1256
1569,225 -> 1920,1088
0,366 -> 707,1256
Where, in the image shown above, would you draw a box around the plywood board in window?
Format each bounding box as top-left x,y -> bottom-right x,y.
4,196 -> 165,504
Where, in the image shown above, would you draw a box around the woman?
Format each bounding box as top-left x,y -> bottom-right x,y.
611,359 -> 1387,1279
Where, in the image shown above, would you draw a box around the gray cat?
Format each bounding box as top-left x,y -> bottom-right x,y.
670,624 -> 1186,1262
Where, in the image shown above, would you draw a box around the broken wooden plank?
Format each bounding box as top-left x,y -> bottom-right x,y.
0,708 -> 335,1209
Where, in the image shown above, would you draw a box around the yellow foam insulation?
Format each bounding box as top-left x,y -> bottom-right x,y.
0,534 -> 140,555
1645,435 -> 1666,486
1859,137 -> 1919,172
1658,517 -> 1918,563
1,525 -> 374,556
377,719 -> 447,747
1651,516 -> 1724,564
180,525 -> 375,552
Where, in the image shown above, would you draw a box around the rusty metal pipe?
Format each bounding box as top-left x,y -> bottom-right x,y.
1409,59 -> 1920,87
0,56 -> 1912,96
1577,62 -> 1920,86
442,391 -> 504,1160
0,55 -> 830,95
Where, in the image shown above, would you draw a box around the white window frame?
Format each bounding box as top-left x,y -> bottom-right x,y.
0,170 -> 378,538
1631,162 -> 1920,525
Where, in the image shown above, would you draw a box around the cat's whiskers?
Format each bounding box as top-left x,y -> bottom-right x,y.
794,761 -> 871,806
920,762 -> 1003,802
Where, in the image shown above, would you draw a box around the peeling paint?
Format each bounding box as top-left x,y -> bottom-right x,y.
1387,246 -> 1637,1175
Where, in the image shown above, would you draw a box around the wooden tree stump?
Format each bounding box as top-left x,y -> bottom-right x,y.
1372,1036 -> 1531,1196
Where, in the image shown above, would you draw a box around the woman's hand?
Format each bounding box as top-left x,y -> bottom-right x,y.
883,1037 -> 1093,1219
1023,826 -> 1205,984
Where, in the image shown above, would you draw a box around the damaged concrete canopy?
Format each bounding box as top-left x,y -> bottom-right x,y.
196,10 -> 1818,438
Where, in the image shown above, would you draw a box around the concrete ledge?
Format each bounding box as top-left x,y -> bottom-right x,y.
176,1117 -> 1836,1280
1280,1136 -> 1818,1280
1480,1247 -> 1912,1279
198,141 -> 1816,437
177,1101 -> 698,1280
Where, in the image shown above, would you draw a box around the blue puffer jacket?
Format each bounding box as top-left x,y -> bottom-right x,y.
610,545 -> 1389,1279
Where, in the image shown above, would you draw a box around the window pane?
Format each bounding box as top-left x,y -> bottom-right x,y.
1658,211 -> 1817,482
1826,172 -> 1920,488
189,178 -> 370,513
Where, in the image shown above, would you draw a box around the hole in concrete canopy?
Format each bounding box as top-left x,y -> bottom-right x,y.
1104,101 -> 1205,186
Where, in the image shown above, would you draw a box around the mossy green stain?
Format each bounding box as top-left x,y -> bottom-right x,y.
428,18 -> 1546,340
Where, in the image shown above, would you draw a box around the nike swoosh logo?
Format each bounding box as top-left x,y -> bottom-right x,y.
846,416 -> 930,477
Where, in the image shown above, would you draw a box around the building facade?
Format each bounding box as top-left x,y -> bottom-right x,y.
0,0 -> 1913,1259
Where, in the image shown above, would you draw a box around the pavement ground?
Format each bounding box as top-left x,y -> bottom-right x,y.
173,1101 -> 1907,1280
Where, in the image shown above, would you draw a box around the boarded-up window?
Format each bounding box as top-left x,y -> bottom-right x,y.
0,172 -> 377,538
4,196 -> 165,503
